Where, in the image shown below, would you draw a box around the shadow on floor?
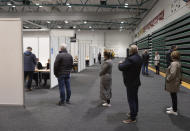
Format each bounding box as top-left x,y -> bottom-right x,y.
83,104 -> 106,121
169,115 -> 190,131
114,123 -> 139,131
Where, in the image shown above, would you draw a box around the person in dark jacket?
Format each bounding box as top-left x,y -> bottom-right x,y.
142,50 -> 149,75
166,45 -> 177,68
54,44 -> 73,106
118,45 -> 143,124
98,52 -> 102,64
24,47 -> 37,91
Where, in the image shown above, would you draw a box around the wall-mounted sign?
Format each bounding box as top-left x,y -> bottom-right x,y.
135,10 -> 165,38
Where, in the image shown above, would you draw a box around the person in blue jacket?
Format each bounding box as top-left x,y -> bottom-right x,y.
118,45 -> 143,124
24,47 -> 37,91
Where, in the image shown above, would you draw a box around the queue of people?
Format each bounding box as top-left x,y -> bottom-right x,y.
98,44 -> 181,124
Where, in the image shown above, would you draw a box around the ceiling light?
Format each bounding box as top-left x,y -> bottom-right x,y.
24,26 -> 29,29
64,20 -> 69,24
39,5 -> 43,8
47,21 -> 51,24
84,21 -> 87,24
121,21 -> 124,24
66,3 -> 70,6
7,3 -> 12,6
36,3 -> 39,6
120,26 -> 123,29
12,5 -> 16,8
73,26 -> 76,29
57,26 -> 61,28
89,26 -> 92,29
125,3 -> 128,6
68,5 -> 72,8
124,5 -> 128,8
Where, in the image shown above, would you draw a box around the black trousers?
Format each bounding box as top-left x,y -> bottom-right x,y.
170,93 -> 177,112
126,86 -> 139,121
155,65 -> 160,74
24,71 -> 34,89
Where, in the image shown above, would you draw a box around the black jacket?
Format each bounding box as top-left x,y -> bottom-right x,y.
142,53 -> 149,64
24,51 -> 36,71
118,53 -> 143,88
166,50 -> 173,68
54,50 -> 73,77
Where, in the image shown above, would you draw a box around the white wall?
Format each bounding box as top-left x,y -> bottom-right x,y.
23,31 -> 50,66
134,0 -> 190,41
76,30 -> 132,58
0,18 -> 23,105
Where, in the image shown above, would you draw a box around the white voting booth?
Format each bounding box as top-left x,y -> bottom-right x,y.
0,18 -> 24,106
50,30 -> 74,88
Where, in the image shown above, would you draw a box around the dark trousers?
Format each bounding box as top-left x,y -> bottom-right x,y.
58,74 -> 71,103
170,93 -> 177,112
24,71 -> 34,89
98,59 -> 101,64
155,65 -> 160,75
142,63 -> 148,75
126,86 -> 139,121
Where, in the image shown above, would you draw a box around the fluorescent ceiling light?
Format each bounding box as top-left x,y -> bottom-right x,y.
36,3 -> 40,6
12,5 -> 16,8
66,3 -> 70,6
89,26 -> 92,28
73,26 -> 76,29
124,5 -> 128,8
57,26 -> 61,28
125,3 -> 128,6
46,21 -> 51,24
84,21 -> 87,24
68,5 -> 72,8
65,20 -> 69,24
24,26 -> 29,28
120,26 -> 123,29
121,21 -> 124,24
39,5 -> 43,8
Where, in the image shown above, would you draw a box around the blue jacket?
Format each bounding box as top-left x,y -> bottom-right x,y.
24,51 -> 36,71
118,53 -> 143,88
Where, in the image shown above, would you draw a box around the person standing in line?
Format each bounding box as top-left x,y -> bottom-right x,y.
154,52 -> 160,75
98,52 -> 102,64
54,44 -> 73,106
166,45 -> 177,68
99,52 -> 113,107
24,47 -> 37,91
43,59 -> 50,87
142,50 -> 149,75
118,45 -> 143,124
165,51 -> 181,116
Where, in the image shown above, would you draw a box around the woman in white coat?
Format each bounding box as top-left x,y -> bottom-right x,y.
154,52 -> 160,75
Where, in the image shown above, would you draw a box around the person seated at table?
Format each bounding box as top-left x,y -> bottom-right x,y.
43,59 -> 50,86
33,58 -> 43,87
37,58 -> 43,70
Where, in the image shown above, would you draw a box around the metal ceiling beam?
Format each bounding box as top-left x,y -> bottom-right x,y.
0,3 -> 148,11
24,20 -> 48,29
0,12 -> 141,21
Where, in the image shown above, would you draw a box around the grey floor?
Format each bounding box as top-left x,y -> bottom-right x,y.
1,59 -> 190,131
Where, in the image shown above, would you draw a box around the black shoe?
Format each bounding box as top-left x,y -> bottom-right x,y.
57,101 -> 65,106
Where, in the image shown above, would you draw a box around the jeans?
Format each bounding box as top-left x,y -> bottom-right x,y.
58,74 -> 71,103
126,86 -> 139,121
24,71 -> 34,89
142,63 -> 148,75
170,93 -> 177,112
155,65 -> 160,75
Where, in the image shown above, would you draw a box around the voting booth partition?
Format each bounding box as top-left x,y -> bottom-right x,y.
0,18 -> 24,106
50,30 -> 75,88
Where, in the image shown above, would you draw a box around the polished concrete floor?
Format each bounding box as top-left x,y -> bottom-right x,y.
0,58 -> 190,131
